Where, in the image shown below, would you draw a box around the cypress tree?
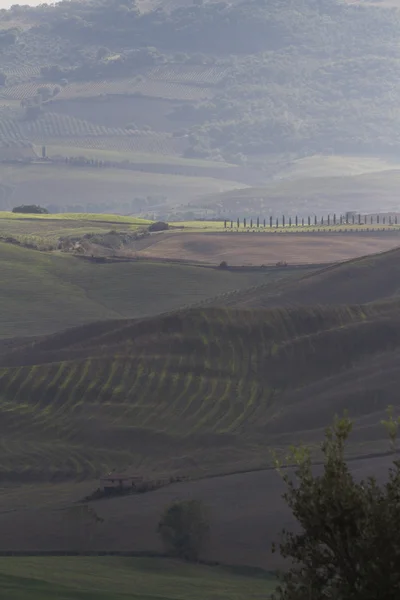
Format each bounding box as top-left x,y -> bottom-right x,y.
282,215 -> 285,227
250,218 -> 253,228
270,216 -> 273,228
244,217 -> 247,228
257,216 -> 260,228
237,217 -> 239,228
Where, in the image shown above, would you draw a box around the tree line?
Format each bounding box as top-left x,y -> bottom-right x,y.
223,214 -> 400,228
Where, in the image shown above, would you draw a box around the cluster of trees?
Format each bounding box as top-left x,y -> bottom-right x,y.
3,0 -> 400,160
12,204 -> 48,214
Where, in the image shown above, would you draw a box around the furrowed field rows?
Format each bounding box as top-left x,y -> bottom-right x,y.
3,64 -> 41,80
0,304 -> 392,481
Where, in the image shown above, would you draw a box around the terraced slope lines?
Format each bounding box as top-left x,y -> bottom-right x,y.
2,302 -> 400,483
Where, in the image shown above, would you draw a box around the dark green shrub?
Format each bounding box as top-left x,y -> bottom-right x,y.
157,499 -> 210,561
12,205 -> 49,214
149,221 -> 169,232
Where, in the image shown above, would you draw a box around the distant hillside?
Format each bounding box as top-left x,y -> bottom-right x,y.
2,0 -> 400,172
227,246 -> 400,308
1,300 -> 400,483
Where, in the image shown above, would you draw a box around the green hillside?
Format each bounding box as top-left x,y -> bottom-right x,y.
1,300 -> 400,483
0,241 -> 275,339
0,557 -> 275,600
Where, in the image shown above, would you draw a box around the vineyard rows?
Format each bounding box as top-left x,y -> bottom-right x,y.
0,82 -> 46,101
0,113 -> 142,142
0,304 -> 384,482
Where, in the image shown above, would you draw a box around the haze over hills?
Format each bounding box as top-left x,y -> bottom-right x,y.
2,0 -> 400,216
2,0 -> 400,591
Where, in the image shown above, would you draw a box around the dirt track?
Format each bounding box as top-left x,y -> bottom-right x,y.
134,232 -> 400,265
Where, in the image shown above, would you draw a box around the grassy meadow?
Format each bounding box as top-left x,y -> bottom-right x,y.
0,241 -> 281,338
0,557 -> 276,600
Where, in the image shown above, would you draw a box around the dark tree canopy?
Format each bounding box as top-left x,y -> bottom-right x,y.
157,499 -> 210,561
12,205 -> 49,214
272,410 -> 400,600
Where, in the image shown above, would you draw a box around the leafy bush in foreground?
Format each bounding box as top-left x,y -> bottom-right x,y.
273,409 -> 400,600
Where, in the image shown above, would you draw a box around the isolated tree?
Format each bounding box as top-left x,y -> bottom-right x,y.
272,409 -> 400,600
157,499 -> 210,561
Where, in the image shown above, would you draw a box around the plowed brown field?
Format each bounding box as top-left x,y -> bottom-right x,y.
134,231 -> 400,265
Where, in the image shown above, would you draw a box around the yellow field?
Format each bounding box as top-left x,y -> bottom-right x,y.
0,212 -> 151,225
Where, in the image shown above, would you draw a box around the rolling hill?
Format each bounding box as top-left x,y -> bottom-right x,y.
0,241 -> 277,339
227,246 -> 400,308
1,297 -> 400,486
